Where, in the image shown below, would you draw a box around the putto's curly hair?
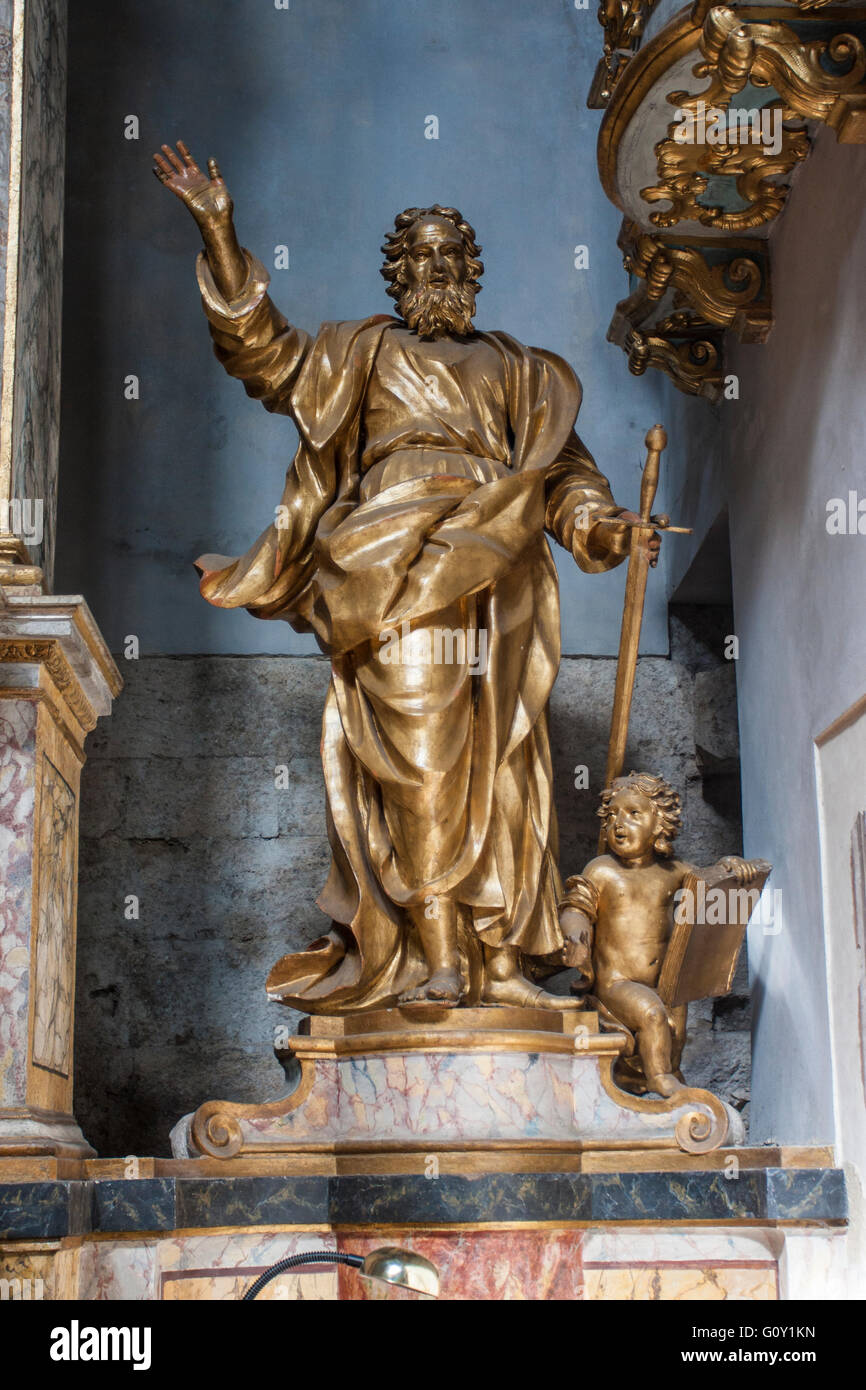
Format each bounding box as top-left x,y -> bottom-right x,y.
597,771 -> 683,857
380,205 -> 484,302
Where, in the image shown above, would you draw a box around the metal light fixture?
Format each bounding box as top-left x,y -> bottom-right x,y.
242,1246 -> 440,1300
360,1246 -> 440,1297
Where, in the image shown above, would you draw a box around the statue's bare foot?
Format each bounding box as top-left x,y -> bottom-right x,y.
647,1072 -> 685,1098
398,967 -> 464,1007
481,978 -> 585,1010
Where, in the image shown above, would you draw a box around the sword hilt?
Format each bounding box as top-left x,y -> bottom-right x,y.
640,424 -> 667,524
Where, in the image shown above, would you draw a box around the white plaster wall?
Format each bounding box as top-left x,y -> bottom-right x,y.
725,128 -> 866,1144
814,702 -> 866,1297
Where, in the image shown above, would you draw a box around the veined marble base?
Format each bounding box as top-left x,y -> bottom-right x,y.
0,1108 -> 94,1159
172,1007 -> 744,1163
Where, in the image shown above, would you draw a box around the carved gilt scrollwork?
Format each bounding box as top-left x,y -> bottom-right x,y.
588,0 -> 660,107
671,6 -> 866,140
624,325 -> 723,397
599,0 -> 658,56
597,1056 -> 732,1153
642,118 -> 810,231
782,0 -> 844,11
608,218 -> 770,398
190,1058 -> 318,1158
621,224 -> 770,338
594,2 -> 866,395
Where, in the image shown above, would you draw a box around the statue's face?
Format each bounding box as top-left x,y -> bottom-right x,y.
397,216 -> 475,338
404,217 -> 469,290
605,789 -> 659,861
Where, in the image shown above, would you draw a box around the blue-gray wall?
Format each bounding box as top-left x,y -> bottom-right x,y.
55,0 -> 716,656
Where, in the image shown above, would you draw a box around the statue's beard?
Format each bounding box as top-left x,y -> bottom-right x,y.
398,281 -> 476,338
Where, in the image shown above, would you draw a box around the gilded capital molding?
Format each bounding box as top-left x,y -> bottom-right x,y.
0,638 -> 98,736
0,589 -> 121,746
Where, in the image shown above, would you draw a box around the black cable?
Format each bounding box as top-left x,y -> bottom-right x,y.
243,1250 -> 364,1301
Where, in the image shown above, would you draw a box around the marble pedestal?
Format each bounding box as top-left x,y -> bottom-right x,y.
172,1006 -> 743,1164
0,588 -> 121,1159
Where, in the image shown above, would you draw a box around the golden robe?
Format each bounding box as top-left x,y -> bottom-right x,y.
194,252 -> 625,1011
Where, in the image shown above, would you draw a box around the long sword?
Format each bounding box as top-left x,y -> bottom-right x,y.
597,424 -> 683,853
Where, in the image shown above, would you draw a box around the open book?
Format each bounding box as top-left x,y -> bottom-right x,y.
658,860 -> 772,1008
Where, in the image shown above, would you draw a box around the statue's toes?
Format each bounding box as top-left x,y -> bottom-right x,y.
428,985 -> 462,1004
398,987 -> 426,1005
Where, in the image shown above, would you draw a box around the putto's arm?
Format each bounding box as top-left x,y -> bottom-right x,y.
544,431 -> 628,574
153,140 -> 311,417
715,856 -> 771,884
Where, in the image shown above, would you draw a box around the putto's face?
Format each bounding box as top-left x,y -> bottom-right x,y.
404,217 -> 469,289
605,789 -> 659,861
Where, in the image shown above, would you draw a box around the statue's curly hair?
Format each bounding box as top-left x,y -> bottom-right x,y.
597,771 -> 683,857
380,205 -> 484,302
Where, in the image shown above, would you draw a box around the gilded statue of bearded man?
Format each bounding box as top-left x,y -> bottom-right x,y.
154,141 -> 660,1013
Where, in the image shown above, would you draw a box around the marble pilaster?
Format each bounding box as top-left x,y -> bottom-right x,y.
0,588 -> 121,1156
0,0 -> 68,587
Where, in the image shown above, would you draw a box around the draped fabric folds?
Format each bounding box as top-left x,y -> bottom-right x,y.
193,252 -> 625,1012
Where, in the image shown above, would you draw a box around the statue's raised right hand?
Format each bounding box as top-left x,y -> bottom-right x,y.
153,141 -> 233,231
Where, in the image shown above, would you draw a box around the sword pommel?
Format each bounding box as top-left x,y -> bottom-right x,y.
639,425 -> 667,523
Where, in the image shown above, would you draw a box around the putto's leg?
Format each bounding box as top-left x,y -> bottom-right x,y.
601,980 -> 684,1096
669,1003 -> 688,1077
398,899 -> 465,1006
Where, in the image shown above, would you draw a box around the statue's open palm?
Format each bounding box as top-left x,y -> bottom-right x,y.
153,141 -> 232,229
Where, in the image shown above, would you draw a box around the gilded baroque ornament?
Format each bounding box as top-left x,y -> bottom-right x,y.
641,118 -> 810,231
594,0 -> 866,396
589,0 -> 660,107
621,222 -> 770,337
599,0 -> 658,56
606,219 -> 768,399
622,324 -> 723,398
782,0 -> 844,10
670,5 -> 866,140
